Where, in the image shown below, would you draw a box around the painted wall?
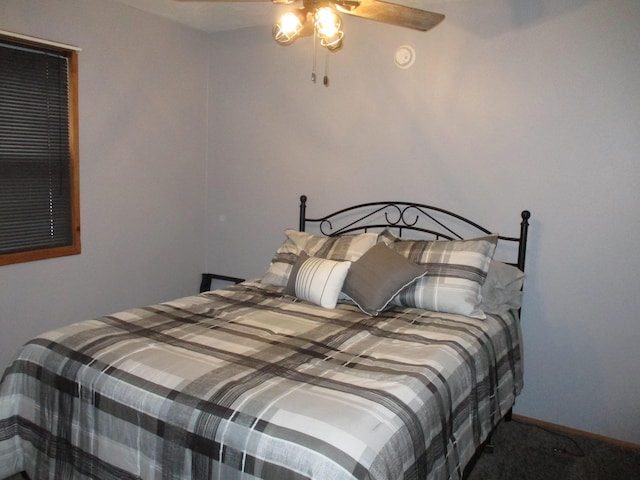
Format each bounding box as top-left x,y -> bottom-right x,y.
1,0 -> 638,448
207,0 -> 640,444
0,0 -> 209,368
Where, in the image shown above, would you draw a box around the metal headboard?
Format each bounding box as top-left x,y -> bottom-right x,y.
298,194 -> 531,272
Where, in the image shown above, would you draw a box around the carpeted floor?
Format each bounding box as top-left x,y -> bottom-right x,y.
466,419 -> 640,480
4,419 -> 640,479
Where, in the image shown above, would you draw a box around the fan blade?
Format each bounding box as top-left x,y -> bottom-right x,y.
337,0 -> 444,31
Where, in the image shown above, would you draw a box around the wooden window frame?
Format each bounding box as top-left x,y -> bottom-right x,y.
0,33 -> 81,266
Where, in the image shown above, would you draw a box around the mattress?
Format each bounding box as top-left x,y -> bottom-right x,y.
0,281 -> 523,480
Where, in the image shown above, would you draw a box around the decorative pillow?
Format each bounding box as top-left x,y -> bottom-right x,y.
342,243 -> 429,316
262,230 -> 378,287
480,260 -> 526,314
302,231 -> 379,261
261,233 -> 303,287
285,252 -> 351,309
376,227 -> 400,246
389,235 -> 498,319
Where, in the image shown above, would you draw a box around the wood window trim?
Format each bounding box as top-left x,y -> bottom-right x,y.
0,36 -> 81,267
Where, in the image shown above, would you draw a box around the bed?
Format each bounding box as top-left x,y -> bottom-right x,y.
0,195 -> 531,480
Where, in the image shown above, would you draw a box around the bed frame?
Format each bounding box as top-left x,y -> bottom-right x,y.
201,195 -> 531,295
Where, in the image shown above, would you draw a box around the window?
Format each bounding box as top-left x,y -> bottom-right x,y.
0,32 -> 80,266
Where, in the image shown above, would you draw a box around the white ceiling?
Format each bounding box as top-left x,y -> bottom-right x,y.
112,0 -> 451,33
113,0 -> 278,32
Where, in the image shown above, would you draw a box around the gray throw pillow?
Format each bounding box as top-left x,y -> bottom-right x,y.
342,243 -> 428,316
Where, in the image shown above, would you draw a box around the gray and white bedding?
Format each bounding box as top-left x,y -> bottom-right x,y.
0,280 -> 523,480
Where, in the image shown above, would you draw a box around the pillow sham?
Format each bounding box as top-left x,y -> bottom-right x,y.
285,252 -> 351,309
342,243 -> 429,316
261,233 -> 302,287
388,234 -> 498,319
262,230 -> 378,287
302,231 -> 379,261
480,260 -> 525,314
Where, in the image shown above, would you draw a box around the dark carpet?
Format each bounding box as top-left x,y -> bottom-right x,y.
466,419 -> 640,480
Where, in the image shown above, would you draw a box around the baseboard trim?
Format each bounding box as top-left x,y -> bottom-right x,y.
512,414 -> 640,452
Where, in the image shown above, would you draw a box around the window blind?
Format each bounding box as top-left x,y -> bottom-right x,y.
0,39 -> 73,255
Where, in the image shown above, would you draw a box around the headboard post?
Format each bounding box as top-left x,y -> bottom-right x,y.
517,210 -> 531,272
299,195 -> 308,232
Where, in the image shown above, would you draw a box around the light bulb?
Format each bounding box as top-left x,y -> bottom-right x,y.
273,11 -> 304,45
314,7 -> 341,39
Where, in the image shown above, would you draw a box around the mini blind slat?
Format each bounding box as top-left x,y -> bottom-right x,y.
0,38 -> 73,255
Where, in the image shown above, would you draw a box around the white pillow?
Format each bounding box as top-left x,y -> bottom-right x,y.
285,252 -> 351,309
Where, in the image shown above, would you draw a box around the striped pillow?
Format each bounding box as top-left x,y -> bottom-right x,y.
262,230 -> 377,287
389,235 -> 498,319
286,252 -> 351,309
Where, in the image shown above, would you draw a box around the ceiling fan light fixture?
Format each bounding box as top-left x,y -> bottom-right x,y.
314,7 -> 342,40
320,30 -> 344,50
273,11 -> 305,46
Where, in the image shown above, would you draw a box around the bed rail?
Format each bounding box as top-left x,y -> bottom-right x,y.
298,194 -> 530,272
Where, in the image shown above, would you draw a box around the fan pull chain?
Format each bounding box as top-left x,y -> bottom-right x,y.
323,49 -> 329,87
311,30 -> 317,83
310,28 -> 330,87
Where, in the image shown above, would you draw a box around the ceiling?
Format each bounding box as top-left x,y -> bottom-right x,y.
113,0 -> 451,33
113,0 -> 278,32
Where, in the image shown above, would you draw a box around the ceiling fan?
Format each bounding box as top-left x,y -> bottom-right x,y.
176,0 -> 445,50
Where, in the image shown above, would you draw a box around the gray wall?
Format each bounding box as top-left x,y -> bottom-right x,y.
0,0 -> 209,366
1,0 -> 638,448
206,0 -> 640,444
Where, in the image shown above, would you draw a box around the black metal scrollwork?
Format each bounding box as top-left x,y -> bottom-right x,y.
381,204 -> 401,226
298,195 -> 530,272
318,219 -> 334,236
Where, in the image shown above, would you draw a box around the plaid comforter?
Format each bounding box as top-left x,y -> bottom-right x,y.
0,281 -> 523,480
